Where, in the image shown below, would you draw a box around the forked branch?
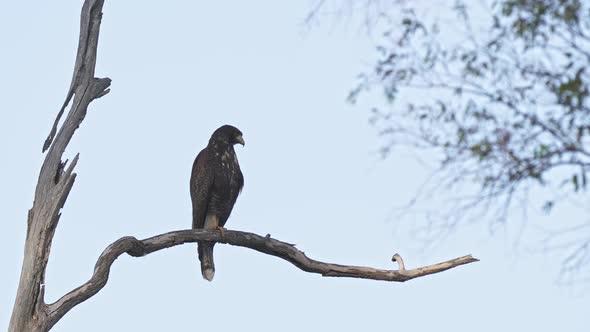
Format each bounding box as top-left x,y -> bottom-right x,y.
45,229 -> 478,328
9,1 -> 110,331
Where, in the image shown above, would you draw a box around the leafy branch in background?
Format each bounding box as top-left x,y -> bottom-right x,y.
310,0 -> 590,280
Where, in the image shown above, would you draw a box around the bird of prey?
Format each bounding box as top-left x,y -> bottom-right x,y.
190,125 -> 245,281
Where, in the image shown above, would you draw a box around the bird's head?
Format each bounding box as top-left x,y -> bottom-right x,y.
211,124 -> 245,147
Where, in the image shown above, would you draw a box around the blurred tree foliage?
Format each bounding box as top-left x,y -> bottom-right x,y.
310,0 -> 590,278
353,0 -> 590,205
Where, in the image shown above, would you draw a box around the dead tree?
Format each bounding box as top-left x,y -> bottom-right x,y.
8,1 -> 478,331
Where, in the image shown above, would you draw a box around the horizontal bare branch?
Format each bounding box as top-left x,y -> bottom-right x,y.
45,229 -> 478,328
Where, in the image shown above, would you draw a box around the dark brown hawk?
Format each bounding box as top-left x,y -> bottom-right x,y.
190,125 -> 244,281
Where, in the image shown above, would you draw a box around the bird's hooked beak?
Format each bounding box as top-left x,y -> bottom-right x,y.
235,135 -> 245,146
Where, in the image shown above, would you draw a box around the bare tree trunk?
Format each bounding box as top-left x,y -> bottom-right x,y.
8,1 -> 478,331
9,1 -> 110,331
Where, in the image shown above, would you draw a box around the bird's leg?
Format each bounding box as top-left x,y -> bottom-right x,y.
216,226 -> 226,239
205,214 -> 225,239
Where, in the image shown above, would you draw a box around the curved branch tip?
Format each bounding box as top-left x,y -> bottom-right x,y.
392,253 -> 406,271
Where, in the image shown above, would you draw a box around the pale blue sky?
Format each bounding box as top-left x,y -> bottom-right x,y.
0,1 -> 586,331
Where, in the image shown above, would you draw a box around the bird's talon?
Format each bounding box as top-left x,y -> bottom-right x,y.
216,226 -> 226,239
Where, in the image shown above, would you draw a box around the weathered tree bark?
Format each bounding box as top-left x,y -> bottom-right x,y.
9,1 -> 478,331
44,229 -> 477,328
9,0 -> 110,331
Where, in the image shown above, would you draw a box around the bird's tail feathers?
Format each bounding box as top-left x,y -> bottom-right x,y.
197,241 -> 215,281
